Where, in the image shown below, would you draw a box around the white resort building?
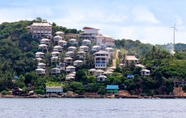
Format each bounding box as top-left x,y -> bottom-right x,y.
28,23 -> 52,39
94,50 -> 110,69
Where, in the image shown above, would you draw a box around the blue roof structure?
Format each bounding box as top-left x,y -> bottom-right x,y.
106,85 -> 119,89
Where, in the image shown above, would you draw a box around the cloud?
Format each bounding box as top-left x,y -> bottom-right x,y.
132,6 -> 160,24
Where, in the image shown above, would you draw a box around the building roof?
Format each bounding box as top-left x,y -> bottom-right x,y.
88,68 -> 96,72
46,86 -> 63,88
92,45 -> 101,48
32,23 -> 51,26
36,68 -> 45,71
64,57 -> 73,60
51,52 -> 61,54
106,85 -> 119,89
94,50 -> 109,55
82,39 -> 91,42
56,31 -> 64,34
66,51 -> 74,54
141,69 -> 150,72
58,40 -> 67,43
105,47 -> 114,50
51,68 -> 60,70
66,66 -> 76,69
38,63 -> 46,66
54,45 -> 62,48
96,69 -> 104,73
54,35 -> 62,38
39,44 -> 47,47
77,51 -> 86,54
80,45 -> 89,48
74,60 -> 83,63
135,64 -> 145,68
68,46 -> 77,49
97,75 -> 107,78
35,52 -> 44,54
125,56 -> 139,61
83,26 -> 100,30
69,38 -> 77,41
41,38 -> 50,41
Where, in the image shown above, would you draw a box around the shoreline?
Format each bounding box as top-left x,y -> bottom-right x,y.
1,94 -> 186,99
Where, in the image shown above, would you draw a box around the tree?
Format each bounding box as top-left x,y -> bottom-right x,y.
69,82 -> 84,95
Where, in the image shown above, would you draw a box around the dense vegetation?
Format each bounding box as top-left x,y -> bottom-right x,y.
0,18 -> 186,96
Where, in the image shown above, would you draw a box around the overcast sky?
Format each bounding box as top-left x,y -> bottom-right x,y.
1,0 -> 186,44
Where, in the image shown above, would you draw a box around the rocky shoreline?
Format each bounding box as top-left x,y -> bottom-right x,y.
1,94 -> 186,99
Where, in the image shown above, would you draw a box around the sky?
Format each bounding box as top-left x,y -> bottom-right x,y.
0,0 -> 186,44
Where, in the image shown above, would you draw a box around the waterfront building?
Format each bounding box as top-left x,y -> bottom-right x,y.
106,85 -> 119,94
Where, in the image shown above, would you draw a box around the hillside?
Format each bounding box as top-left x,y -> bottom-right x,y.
1,18 -> 186,97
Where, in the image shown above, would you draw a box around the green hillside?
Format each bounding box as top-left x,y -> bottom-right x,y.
0,18 -> 186,96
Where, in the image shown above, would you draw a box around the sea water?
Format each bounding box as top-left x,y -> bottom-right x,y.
0,98 -> 186,118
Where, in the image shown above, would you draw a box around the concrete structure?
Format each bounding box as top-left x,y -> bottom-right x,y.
51,68 -> 60,74
55,31 -> 64,38
46,86 -> 63,93
36,68 -> 45,75
53,45 -> 62,52
73,60 -> 83,66
82,39 -> 91,46
135,64 -> 146,69
64,57 -> 73,65
88,68 -> 96,75
77,51 -> 86,59
37,63 -> 46,69
58,40 -> 67,47
38,44 -> 48,50
40,38 -> 50,45
69,39 -> 78,45
125,55 -> 139,64
79,45 -> 89,52
53,35 -> 62,43
106,85 -> 119,94
97,75 -> 107,82
65,51 -> 74,58
96,34 -> 115,49
79,27 -> 100,41
51,51 -> 61,57
92,45 -> 101,52
57,62 -> 66,71
51,56 -> 59,62
66,66 -> 76,74
28,23 -> 52,39
105,47 -> 114,56
35,52 -> 44,58
141,69 -> 150,76
65,73 -> 75,81
94,50 -> 110,69
65,33 -> 79,39
94,69 -> 104,76
68,46 -> 77,52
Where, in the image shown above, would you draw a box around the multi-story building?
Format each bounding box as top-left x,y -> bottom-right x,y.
96,34 -> 115,49
94,50 -> 110,69
28,23 -> 52,39
79,27 -> 99,41
79,26 -> 115,49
